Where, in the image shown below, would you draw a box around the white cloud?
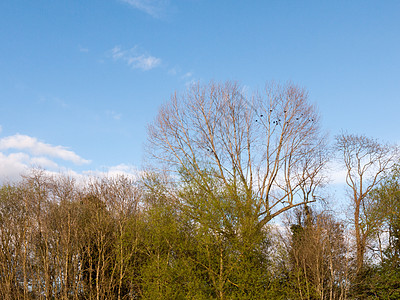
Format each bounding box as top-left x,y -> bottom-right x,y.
181,72 -> 193,79
84,164 -> 141,180
0,134 -> 142,185
185,78 -> 198,88
133,55 -> 161,70
106,110 -> 122,120
0,152 -> 30,182
78,45 -> 89,53
0,134 -> 90,165
120,0 -> 168,18
30,157 -> 60,169
326,161 -> 348,185
111,46 -> 124,59
111,46 -> 161,71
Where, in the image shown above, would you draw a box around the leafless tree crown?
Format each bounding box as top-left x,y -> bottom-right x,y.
335,133 -> 398,272
147,81 -> 328,223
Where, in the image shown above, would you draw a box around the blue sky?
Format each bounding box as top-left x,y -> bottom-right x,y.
1,0 -> 399,182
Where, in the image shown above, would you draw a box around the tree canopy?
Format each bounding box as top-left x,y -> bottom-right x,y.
148,81 -> 328,225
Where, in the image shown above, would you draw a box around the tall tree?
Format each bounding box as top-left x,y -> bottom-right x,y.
148,81 -> 328,226
0,184 -> 29,299
365,167 -> 400,298
335,133 -> 397,273
285,207 -> 349,300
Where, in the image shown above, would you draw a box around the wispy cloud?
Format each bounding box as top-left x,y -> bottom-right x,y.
111,46 -> 161,71
325,161 -> 348,185
181,72 -> 193,80
0,134 -> 90,165
120,0 -> 169,18
78,45 -> 89,53
83,164 -> 140,180
168,66 -> 195,84
0,134 -> 142,184
0,152 -> 30,182
185,78 -> 198,88
38,95 -> 69,109
106,110 -> 122,120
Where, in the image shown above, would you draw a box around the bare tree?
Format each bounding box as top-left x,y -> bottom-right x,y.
287,208 -> 349,300
93,175 -> 142,300
0,183 -> 29,299
148,81 -> 328,226
335,133 -> 398,272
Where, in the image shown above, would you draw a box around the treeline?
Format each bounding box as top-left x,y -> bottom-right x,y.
1,81 -> 399,299
0,169 -> 399,299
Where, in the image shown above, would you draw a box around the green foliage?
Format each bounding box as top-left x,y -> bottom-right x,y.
350,166 -> 400,299
2,166 -> 400,299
